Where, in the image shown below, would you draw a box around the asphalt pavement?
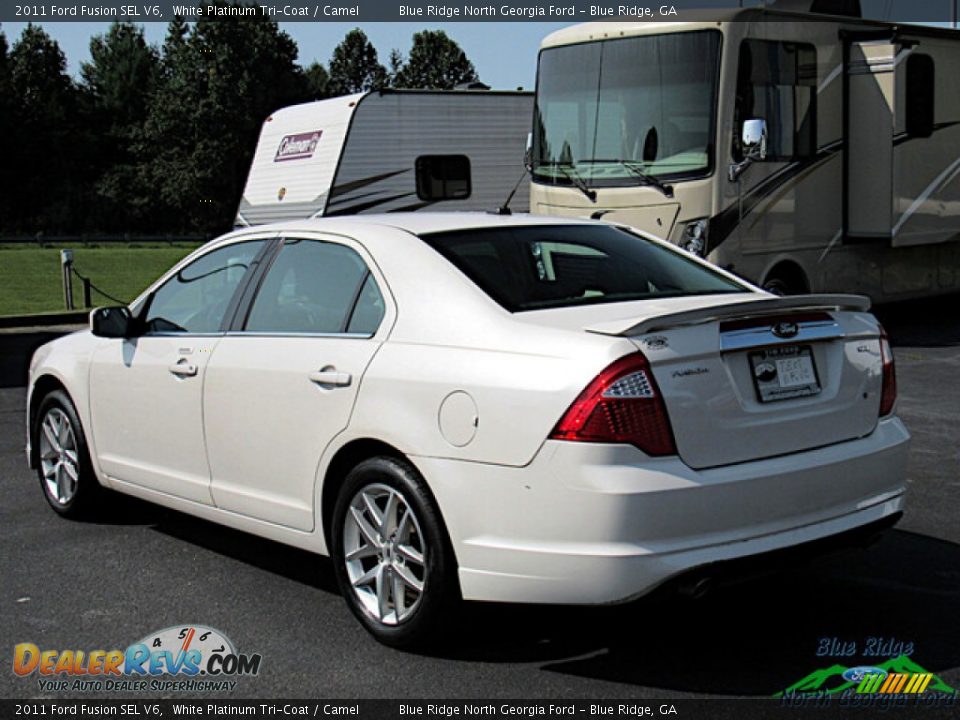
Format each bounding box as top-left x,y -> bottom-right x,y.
0,300 -> 958,700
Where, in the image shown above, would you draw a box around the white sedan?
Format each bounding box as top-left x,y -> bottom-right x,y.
26,214 -> 909,646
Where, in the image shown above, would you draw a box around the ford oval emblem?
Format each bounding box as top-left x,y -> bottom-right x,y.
772,321 -> 800,339
842,666 -> 887,683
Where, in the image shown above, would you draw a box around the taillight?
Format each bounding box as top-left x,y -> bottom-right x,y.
550,352 -> 677,456
879,324 -> 897,417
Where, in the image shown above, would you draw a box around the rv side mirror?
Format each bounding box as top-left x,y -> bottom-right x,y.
90,306 -> 132,338
729,118 -> 768,182
524,132 -> 533,172
741,118 -> 767,160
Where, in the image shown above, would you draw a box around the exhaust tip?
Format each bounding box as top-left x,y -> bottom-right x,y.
678,576 -> 712,600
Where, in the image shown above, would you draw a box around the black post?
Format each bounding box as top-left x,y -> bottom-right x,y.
83,278 -> 92,308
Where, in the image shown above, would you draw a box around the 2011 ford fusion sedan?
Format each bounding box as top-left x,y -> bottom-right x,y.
26,213 -> 909,646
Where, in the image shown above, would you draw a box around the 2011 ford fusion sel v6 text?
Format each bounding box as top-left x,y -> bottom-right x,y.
26,214 -> 909,646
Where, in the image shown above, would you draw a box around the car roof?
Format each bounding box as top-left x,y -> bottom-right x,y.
229,212 -> 603,240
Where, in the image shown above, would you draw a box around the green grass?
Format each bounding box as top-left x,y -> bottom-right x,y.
0,244 -> 202,316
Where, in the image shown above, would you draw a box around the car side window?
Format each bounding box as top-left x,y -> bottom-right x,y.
143,240 -> 265,334
245,238 -> 385,335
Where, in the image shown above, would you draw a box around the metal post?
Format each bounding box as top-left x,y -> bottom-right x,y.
82,277 -> 92,308
60,249 -> 74,310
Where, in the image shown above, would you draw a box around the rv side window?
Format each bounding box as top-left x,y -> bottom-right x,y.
415,155 -> 472,201
734,40 -> 817,162
906,53 -> 935,138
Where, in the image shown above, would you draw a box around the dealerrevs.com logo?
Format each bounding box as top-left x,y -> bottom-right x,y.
13,625 -> 262,693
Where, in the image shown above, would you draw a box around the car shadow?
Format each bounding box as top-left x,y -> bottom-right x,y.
128,502 -> 960,697
874,293 -> 960,348
143,503 -> 340,594
426,529 -> 960,696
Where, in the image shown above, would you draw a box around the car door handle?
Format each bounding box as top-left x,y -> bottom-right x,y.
308,368 -> 352,387
168,360 -> 198,377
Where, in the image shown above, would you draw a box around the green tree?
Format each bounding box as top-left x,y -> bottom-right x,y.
10,24 -> 74,124
328,28 -> 387,95
386,48 -> 404,87
304,61 -> 330,100
0,29 -> 12,230
394,31 -> 478,90
81,23 -> 160,231
82,23 -> 158,126
7,24 -> 80,232
0,29 -> 10,104
135,5 -> 308,233
162,14 -> 188,66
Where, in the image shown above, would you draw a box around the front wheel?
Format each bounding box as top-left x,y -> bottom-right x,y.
34,390 -> 104,518
331,457 -> 459,648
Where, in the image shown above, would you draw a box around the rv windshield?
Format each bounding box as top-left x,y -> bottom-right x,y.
533,30 -> 721,188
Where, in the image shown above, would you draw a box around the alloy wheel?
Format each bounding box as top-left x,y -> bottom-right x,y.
39,407 -> 80,506
342,483 -> 427,625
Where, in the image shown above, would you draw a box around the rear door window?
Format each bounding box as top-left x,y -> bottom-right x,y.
244,238 -> 385,334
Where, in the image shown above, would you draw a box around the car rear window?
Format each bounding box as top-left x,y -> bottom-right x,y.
419,224 -> 746,312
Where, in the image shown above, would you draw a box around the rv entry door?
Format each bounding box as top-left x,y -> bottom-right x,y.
845,40 -> 896,242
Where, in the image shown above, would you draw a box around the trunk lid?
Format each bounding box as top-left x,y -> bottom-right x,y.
585,294 -> 884,469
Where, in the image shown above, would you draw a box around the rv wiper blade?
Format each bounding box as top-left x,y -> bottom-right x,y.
557,164 -> 597,203
618,161 -> 674,198
584,159 -> 674,198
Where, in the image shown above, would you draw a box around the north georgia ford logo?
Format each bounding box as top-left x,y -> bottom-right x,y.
274,130 -> 322,162
13,625 -> 262,692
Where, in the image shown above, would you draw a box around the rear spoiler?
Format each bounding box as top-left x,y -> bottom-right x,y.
585,294 -> 872,337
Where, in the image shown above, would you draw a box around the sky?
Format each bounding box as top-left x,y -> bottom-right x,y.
0,22 -> 572,90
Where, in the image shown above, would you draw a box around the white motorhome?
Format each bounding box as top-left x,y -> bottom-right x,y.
236,89 -> 533,226
530,4 -> 960,300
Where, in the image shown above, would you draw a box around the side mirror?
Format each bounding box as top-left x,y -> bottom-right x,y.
741,118 -> 767,160
524,132 -> 533,172
729,118 -> 768,182
90,306 -> 132,338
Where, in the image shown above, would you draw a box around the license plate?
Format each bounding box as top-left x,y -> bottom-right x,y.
749,345 -> 821,403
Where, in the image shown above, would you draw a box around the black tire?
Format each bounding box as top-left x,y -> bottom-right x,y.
33,390 -> 104,519
762,276 -> 792,296
762,266 -> 808,297
331,456 -> 459,648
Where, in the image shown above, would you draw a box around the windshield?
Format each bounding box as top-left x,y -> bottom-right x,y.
420,224 -> 746,313
533,30 -> 721,187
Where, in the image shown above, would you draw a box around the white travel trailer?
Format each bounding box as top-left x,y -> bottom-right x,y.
530,4 -> 960,300
236,89 -> 533,226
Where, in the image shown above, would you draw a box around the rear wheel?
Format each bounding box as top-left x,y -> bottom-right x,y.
35,390 -> 103,518
331,457 -> 458,648
762,264 -> 809,296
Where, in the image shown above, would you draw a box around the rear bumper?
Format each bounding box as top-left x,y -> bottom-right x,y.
413,416 -> 910,604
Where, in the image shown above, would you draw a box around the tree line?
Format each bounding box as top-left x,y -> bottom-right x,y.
0,13 -> 479,236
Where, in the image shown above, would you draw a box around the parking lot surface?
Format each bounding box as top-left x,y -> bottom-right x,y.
1,299 -> 958,699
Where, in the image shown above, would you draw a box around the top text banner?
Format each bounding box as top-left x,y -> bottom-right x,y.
4,0 -> 958,22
